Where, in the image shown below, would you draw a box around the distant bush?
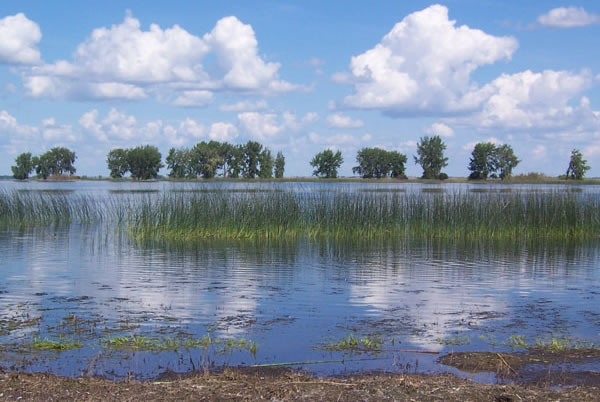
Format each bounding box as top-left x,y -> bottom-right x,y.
438,173 -> 448,180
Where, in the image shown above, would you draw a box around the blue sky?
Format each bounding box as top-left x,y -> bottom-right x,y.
1,1 -> 600,177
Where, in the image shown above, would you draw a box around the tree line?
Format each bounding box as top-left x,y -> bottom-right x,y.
107,141 -> 285,180
11,147 -> 76,180
309,136 -> 591,181
11,136 -> 592,180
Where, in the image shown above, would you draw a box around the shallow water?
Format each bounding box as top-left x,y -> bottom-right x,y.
1,180 -> 600,381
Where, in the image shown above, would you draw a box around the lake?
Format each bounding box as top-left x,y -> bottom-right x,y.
1,180 -> 599,382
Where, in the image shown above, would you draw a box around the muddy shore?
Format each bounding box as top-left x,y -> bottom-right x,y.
1,368 -> 599,401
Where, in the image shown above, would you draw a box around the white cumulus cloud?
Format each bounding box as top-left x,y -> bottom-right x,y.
219,100 -> 268,112
0,13 -> 41,65
340,5 -> 518,115
538,7 -> 600,28
21,13 -> 299,102
425,122 -> 454,137
209,122 -> 238,142
452,70 -> 595,132
326,113 -> 364,129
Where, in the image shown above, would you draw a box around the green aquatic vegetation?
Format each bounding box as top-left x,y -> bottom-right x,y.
435,336 -> 471,346
325,333 -> 384,352
3,189 -> 600,242
533,337 -> 580,352
506,335 -> 528,349
32,336 -> 81,351
103,334 -> 257,354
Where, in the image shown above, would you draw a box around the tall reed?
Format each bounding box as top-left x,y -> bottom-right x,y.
1,190 -> 599,241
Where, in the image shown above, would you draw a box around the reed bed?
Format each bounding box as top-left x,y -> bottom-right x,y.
127,191 -> 600,241
1,190 -> 599,241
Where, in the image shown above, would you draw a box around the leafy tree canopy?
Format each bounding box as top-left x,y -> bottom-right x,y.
566,149 -> 590,180
127,145 -> 163,180
274,151 -> 285,178
107,148 -> 130,179
310,149 -> 343,178
414,136 -> 448,179
11,152 -> 34,180
353,147 -> 407,179
468,142 -> 520,180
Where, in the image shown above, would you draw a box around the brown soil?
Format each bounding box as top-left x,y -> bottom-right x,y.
1,367 -> 599,401
439,349 -> 600,386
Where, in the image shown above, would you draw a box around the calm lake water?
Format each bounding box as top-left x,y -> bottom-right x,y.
1,180 -> 600,381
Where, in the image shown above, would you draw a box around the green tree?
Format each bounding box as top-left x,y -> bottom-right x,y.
165,148 -> 194,179
190,141 -> 222,179
107,148 -> 130,179
468,142 -> 497,180
258,148 -> 274,179
127,145 -> 163,180
32,147 -> 77,179
32,154 -> 50,179
353,147 -> 388,178
566,149 -> 590,180
243,141 -> 263,178
414,136 -> 448,179
310,149 -> 343,178
226,145 -> 245,178
494,144 -> 519,179
388,151 -> 408,179
11,152 -> 34,180
274,151 -> 285,178
49,147 -> 77,175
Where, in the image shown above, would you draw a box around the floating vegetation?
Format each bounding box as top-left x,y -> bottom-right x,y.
2,190 -> 600,241
506,335 -> 528,349
103,335 -> 257,354
435,336 -> 471,346
31,336 -> 82,351
324,333 -> 383,352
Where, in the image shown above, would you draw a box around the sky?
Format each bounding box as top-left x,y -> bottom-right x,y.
1,1 -> 600,178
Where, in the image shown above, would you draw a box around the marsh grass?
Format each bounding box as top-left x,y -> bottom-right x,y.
103,334 -> 257,354
324,333 -> 383,352
2,189 -> 600,242
435,336 -> 471,346
32,336 -> 82,351
128,191 -> 600,242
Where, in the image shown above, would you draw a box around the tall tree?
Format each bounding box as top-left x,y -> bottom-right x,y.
310,149 -> 343,178
243,141 -> 263,178
227,145 -> 245,178
468,142 -> 497,180
165,148 -> 194,179
387,151 -> 408,179
494,144 -> 519,179
414,136 -> 448,179
258,148 -> 274,179
49,147 -> 77,175
11,152 -> 34,180
190,141 -> 222,179
127,145 -> 163,180
274,151 -> 285,178
107,148 -> 130,179
566,149 -> 590,180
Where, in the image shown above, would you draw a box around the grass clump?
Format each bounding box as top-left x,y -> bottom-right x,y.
435,336 -> 471,346
103,335 -> 257,354
32,336 -> 81,351
325,333 -> 383,352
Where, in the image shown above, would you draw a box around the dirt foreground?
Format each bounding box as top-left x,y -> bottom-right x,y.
1,368 -> 599,401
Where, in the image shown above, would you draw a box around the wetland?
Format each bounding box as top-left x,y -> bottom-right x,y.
1,180 -> 600,398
